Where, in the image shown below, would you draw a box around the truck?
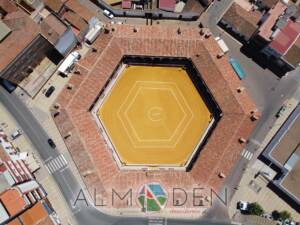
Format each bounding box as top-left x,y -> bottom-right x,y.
215,37 -> 229,54
57,51 -> 81,76
85,24 -> 103,44
229,58 -> 246,80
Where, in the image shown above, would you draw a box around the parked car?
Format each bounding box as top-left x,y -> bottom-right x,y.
237,201 -> 249,211
1,79 -> 17,93
276,105 -> 287,118
47,138 -> 56,149
103,9 -> 114,19
11,129 -> 22,140
45,86 -> 55,98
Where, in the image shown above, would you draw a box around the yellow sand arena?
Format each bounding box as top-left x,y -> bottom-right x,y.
97,65 -> 213,168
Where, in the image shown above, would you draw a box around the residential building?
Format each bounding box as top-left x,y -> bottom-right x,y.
0,160 -> 34,186
219,1 -> 263,42
8,201 -> 57,225
262,105 -> 300,210
0,188 -> 31,220
0,1 -> 78,87
262,19 -> 300,68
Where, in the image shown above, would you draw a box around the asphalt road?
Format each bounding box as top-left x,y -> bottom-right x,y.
0,86 -> 237,225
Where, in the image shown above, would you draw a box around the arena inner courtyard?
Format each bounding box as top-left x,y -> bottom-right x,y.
94,64 -> 215,169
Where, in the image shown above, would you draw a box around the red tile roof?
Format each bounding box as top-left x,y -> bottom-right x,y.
159,0 -> 176,12
0,10 -> 40,73
222,3 -> 262,40
7,218 -> 22,225
19,202 -> 51,225
122,0 -> 132,9
0,0 -> 18,14
0,189 -> 27,217
43,0 -> 64,13
270,20 -> 300,55
65,0 -> 96,21
258,1 -> 287,41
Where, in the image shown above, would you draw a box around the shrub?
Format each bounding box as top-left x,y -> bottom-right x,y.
272,210 -> 280,220
248,202 -> 264,216
278,210 -> 292,221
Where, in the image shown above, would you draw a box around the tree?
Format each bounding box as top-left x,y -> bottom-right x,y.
248,202 -> 264,216
278,210 -> 292,221
271,210 -> 280,220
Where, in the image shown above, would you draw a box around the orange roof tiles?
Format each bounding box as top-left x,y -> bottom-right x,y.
0,0 -> 18,14
65,0 -> 96,21
222,3 -> 262,40
43,0 -> 64,13
19,202 -> 49,225
258,1 -> 287,41
0,10 -> 40,73
63,10 -> 88,32
40,14 -> 67,44
0,189 -> 27,216
7,218 -> 22,225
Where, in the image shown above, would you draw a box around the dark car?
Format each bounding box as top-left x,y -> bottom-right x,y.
45,86 -> 55,97
47,138 -> 56,148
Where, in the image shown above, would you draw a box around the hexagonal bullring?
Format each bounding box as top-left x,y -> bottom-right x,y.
92,57 -> 220,170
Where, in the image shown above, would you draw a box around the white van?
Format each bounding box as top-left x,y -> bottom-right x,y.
215,37 -> 229,54
11,129 -> 22,140
103,9 -> 114,19
58,51 -> 81,76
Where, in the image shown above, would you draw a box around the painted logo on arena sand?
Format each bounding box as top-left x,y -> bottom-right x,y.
137,183 -> 168,212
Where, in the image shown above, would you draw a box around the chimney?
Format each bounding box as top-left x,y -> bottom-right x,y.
239,137 -> 246,143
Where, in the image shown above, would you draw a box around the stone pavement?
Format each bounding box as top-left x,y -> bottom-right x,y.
228,98 -> 300,222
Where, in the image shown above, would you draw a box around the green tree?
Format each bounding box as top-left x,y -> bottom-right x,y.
271,210 -> 280,220
278,210 -> 292,221
248,202 -> 264,216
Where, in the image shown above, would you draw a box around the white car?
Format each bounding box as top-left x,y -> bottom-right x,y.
103,9 -> 114,19
11,129 -> 22,140
237,201 -> 249,211
215,36 -> 229,54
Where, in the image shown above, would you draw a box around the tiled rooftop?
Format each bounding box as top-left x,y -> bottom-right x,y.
19,202 -> 52,225
52,25 -> 258,210
283,36 -> 300,67
270,20 -> 300,55
258,1 -> 287,41
65,0 -> 96,22
0,189 -> 27,217
43,0 -> 64,13
0,10 -> 40,72
222,2 -> 262,40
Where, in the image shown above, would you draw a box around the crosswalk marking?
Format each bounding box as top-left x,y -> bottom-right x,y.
45,154 -> 68,174
240,149 -> 253,160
